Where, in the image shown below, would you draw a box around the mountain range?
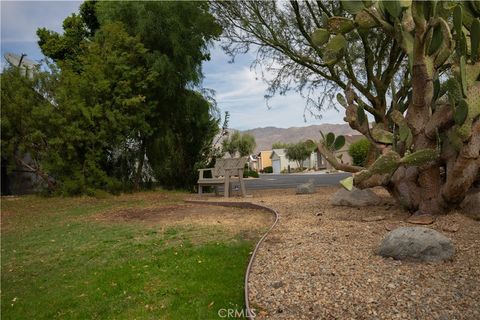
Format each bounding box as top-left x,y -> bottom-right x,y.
240,123 -> 361,153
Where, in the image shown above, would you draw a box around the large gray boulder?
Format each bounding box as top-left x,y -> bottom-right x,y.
330,187 -> 381,207
459,190 -> 480,220
378,227 -> 455,262
296,180 -> 315,194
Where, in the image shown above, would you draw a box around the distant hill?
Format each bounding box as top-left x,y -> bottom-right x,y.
241,123 -> 360,153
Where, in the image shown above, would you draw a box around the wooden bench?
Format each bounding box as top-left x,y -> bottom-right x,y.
197,157 -> 247,197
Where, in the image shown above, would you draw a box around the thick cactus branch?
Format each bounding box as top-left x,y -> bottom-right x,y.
316,142 -> 364,173
425,103 -> 454,139
442,119 -> 480,204
317,143 -> 365,173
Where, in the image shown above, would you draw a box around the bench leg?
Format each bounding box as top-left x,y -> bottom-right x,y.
224,176 -> 230,198
238,169 -> 247,197
214,186 -> 219,196
198,185 -> 203,195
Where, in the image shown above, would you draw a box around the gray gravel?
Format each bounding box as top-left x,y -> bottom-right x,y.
240,187 -> 480,319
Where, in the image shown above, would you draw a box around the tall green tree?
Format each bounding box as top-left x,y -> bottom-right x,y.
214,0 -> 480,216
222,132 -> 257,157
2,1 -> 222,194
95,1 -> 222,190
47,22 -> 154,193
1,66 -> 57,190
285,142 -> 313,170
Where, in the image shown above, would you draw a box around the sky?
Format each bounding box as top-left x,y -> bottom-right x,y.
1,0 -> 345,130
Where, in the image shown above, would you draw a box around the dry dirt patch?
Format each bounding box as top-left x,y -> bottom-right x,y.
93,203 -> 274,235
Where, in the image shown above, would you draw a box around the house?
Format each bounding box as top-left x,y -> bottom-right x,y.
247,154 -> 258,171
257,151 -> 272,171
263,134 -> 365,174
270,149 -> 318,174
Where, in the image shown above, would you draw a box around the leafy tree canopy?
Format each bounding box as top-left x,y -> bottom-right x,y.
3,1 -> 222,195
285,141 -> 313,169
222,132 -> 257,157
272,142 -> 291,149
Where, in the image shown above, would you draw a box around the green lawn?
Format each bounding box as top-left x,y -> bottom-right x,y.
1,191 -> 261,319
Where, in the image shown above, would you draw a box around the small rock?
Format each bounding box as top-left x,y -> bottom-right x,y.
296,180 -> 315,194
378,226 -> 455,262
330,187 -> 382,207
407,214 -> 435,225
272,281 -> 284,289
442,222 -> 460,233
384,223 -> 399,231
362,215 -> 385,222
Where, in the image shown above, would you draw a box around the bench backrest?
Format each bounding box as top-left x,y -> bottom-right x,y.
213,158 -> 247,177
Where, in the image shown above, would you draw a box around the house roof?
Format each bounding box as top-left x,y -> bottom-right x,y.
270,148 -> 286,159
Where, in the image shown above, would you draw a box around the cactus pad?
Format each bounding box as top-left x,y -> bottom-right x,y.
428,25 -> 444,55
326,132 -> 335,148
399,124 -> 411,142
399,149 -> 438,166
460,56 -> 468,97
311,28 -> 330,46
354,151 -> 401,185
370,127 -> 394,144
327,17 -> 355,34
384,0 -> 402,18
453,5 -> 463,35
337,93 -> 347,107
472,18 -> 480,61
357,105 -> 366,125
355,10 -> 378,29
341,0 -> 365,14
334,135 -> 346,151
326,34 -> 347,53
340,176 -> 354,191
454,99 -> 469,125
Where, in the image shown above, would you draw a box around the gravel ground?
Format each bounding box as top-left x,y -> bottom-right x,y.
191,187 -> 480,319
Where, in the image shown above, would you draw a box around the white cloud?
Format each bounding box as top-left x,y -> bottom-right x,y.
1,1 -> 80,43
203,46 -> 345,130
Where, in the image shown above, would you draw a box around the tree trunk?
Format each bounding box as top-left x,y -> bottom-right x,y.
134,140 -> 145,190
15,156 -> 56,191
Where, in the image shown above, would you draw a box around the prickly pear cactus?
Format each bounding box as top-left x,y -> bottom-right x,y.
313,0 -> 480,158
296,0 -> 480,215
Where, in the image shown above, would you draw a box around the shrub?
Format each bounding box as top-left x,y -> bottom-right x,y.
348,139 -> 370,167
285,142 -> 311,169
263,166 -> 273,173
243,169 -> 259,178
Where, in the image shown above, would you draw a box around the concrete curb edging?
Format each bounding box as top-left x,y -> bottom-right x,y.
185,200 -> 279,320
